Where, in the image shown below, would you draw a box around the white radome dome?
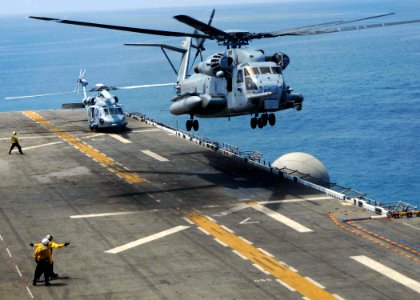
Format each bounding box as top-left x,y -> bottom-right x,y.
272,152 -> 330,184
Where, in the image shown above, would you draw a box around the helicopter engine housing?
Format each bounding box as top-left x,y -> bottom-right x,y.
265,52 -> 290,70
194,52 -> 225,77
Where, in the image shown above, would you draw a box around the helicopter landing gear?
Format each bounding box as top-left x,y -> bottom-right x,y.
186,118 -> 199,131
250,117 -> 257,129
268,113 -> 276,126
251,113 -> 275,129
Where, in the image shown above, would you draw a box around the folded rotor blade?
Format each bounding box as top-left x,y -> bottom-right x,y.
174,15 -> 227,39
5,91 -> 77,100
114,83 -> 175,90
29,16 -> 209,39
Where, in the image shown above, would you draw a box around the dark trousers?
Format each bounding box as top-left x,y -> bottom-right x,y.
9,143 -> 23,154
33,260 -> 50,283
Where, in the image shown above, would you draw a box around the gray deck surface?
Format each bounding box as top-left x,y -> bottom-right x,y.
0,110 -> 419,300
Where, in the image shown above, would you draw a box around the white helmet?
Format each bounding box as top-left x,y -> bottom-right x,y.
42,238 -> 49,246
46,234 -> 53,241
13,131 -> 16,135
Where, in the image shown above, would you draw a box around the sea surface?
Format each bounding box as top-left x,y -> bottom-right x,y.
1,0 -> 419,207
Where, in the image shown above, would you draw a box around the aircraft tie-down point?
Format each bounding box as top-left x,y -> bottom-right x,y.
28,11 -> 420,131
5,69 -> 174,131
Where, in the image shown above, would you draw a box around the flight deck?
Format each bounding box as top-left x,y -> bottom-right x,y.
0,110 -> 419,300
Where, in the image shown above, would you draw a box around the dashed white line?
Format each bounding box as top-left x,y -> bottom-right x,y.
0,234 -> 3,241
197,227 -> 210,235
6,248 -> 12,258
333,294 -> 346,300
304,276 -> 325,289
26,286 -> 34,299
252,263 -> 270,275
220,225 -> 235,233
257,247 -> 274,257
182,217 -> 194,225
251,204 -> 313,233
214,238 -> 228,247
141,149 -> 169,162
276,279 -> 296,292
351,255 -> 420,294
15,265 -> 22,277
232,250 -> 248,260
238,236 -> 253,244
105,226 -> 190,254
205,216 -> 217,222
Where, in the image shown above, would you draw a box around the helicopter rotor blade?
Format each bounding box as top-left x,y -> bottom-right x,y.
174,14 -> 227,39
29,16 -> 209,39
5,91 -> 77,100
256,14 -> 420,38
113,83 -> 175,90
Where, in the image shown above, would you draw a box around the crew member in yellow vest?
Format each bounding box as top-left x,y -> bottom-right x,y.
9,131 -> 23,154
30,234 -> 70,278
33,238 -> 51,286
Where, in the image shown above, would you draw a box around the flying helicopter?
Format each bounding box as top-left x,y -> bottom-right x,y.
5,70 -> 173,131
29,11 -> 420,131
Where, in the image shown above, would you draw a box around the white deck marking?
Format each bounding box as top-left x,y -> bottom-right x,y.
141,149 -> 169,162
304,276 -> 325,289
0,234 -> 3,241
212,203 -> 249,217
109,134 -> 132,144
6,248 -> 12,258
197,227 -> 210,235
258,196 -> 332,205
257,247 -> 274,258
132,129 -> 160,133
22,141 -> 63,150
220,225 -> 235,233
351,255 -> 420,294
182,217 -> 194,225
333,294 -> 346,300
253,263 -> 270,275
251,204 -> 313,233
70,211 -> 144,219
232,250 -> 248,260
26,286 -> 34,299
15,265 -> 22,277
105,225 -> 190,254
276,279 -> 296,292
214,238 -> 228,247
239,217 -> 259,224
402,222 -> 420,231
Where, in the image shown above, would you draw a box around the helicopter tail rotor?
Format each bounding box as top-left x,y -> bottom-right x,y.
77,68 -> 89,98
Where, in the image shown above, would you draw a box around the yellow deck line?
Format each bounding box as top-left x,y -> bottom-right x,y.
188,213 -> 337,300
23,111 -> 144,184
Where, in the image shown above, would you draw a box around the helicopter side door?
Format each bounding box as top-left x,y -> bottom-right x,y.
231,68 -> 248,112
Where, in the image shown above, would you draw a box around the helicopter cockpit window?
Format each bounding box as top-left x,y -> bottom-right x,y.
237,70 -> 243,83
271,66 -> 282,74
260,67 -> 272,74
103,108 -> 110,116
245,77 -> 258,90
116,108 -> 123,115
244,67 -> 260,76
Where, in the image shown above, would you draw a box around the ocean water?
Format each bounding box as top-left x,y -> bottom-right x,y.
1,0 -> 419,207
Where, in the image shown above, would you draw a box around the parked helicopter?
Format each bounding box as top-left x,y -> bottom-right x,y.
5,70 -> 173,131
29,11 -> 420,131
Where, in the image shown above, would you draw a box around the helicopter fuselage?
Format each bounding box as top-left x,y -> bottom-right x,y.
170,48 -> 303,119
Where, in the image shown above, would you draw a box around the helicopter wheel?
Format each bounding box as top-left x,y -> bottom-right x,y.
268,113 -> 276,126
261,114 -> 268,127
192,120 -> 199,131
257,117 -> 264,129
250,117 -> 257,129
186,120 -> 193,131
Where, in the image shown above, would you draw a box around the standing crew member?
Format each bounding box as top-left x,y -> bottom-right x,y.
33,238 -> 51,286
30,234 -> 70,278
9,131 -> 23,154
